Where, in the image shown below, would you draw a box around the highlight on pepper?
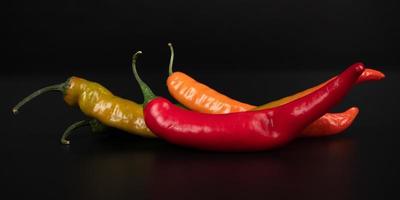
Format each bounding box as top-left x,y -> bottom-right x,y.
11,44 -> 384,151
12,75 -> 156,145
133,50 -> 367,151
165,43 -> 385,138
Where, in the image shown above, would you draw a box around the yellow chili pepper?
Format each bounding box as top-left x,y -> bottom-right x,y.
13,76 -> 156,144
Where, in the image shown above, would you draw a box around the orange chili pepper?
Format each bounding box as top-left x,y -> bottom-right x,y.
166,44 -> 385,137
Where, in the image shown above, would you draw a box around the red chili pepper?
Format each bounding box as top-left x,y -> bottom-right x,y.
133,51 -> 365,151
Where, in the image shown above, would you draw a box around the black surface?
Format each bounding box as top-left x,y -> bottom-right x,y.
2,68 -> 399,200
4,0 -> 400,199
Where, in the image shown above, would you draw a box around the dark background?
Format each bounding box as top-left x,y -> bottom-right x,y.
2,0 -> 400,199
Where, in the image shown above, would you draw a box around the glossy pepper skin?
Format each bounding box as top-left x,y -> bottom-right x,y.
13,76 -> 156,144
133,51 -> 365,151
64,77 -> 154,137
166,44 -> 384,137
256,68 -> 385,110
167,71 -> 383,137
168,69 -> 381,111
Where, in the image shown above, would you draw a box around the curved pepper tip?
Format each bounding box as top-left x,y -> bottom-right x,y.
335,106 -> 359,134
356,68 -> 385,84
347,107 -> 360,118
301,106 -> 359,137
332,106 -> 359,134
366,68 -> 385,79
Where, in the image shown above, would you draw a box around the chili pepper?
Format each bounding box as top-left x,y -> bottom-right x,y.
133,51 -> 365,151
300,107 -> 359,137
166,44 -> 384,137
12,76 -> 156,144
256,68 -> 384,110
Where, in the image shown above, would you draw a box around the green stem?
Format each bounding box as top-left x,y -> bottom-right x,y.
61,119 -> 108,145
60,119 -> 107,144
131,51 -> 156,105
168,43 -> 175,75
12,83 -> 66,114
61,120 -> 90,144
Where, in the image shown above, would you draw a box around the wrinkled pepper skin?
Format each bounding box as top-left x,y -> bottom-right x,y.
167,68 -> 384,137
64,77 -> 155,138
14,76 -> 156,139
167,71 -> 253,113
144,63 -> 365,151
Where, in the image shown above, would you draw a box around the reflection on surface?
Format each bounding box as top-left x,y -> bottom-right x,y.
66,136 -> 356,199
149,137 -> 356,199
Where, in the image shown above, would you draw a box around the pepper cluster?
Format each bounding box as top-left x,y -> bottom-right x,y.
13,44 -> 385,151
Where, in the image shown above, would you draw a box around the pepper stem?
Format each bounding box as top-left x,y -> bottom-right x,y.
61,120 -> 90,144
61,119 -> 106,145
131,51 -> 156,105
168,43 -> 175,75
12,83 -> 66,114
